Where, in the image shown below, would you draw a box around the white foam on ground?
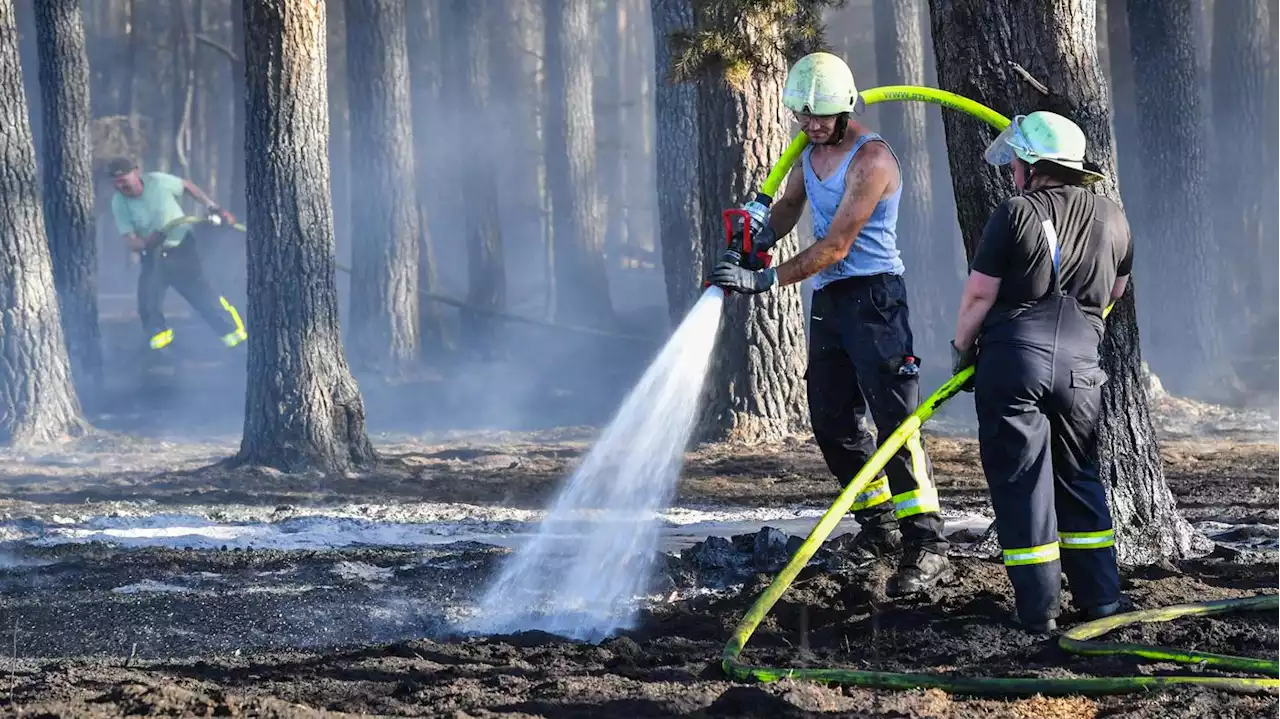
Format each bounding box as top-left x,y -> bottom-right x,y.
0,503 -> 867,552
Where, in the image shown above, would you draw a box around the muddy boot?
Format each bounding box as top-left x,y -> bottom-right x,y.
1010,608 -> 1057,634
827,515 -> 902,572
885,548 -> 954,597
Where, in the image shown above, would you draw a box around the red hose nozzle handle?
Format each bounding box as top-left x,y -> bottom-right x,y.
722,208 -> 753,255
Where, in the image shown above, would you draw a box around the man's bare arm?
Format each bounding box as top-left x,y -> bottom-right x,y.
121,232 -> 147,251
181,179 -> 218,209
765,168 -> 807,237
774,143 -> 895,287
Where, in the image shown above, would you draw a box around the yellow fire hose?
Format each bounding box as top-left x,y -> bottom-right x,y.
719,85 -> 1279,696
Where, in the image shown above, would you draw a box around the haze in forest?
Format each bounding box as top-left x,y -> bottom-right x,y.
9,0 -> 1276,443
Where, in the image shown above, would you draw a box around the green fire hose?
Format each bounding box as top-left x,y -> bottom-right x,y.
719,85 -> 1279,696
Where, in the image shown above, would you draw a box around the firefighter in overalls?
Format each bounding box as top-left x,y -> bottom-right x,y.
949,112 -> 1133,631
108,157 -> 247,352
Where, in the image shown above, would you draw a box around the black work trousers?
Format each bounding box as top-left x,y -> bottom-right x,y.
974,296 -> 1120,624
805,273 -> 947,554
138,235 -> 239,347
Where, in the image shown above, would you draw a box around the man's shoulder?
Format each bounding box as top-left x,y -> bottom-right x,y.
144,171 -> 183,187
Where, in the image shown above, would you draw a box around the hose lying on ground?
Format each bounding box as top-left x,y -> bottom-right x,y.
720,85 -> 1279,697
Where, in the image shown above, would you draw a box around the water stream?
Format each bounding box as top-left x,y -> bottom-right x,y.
462,288 -> 727,640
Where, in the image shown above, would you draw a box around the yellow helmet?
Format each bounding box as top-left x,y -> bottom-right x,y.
783,52 -> 865,116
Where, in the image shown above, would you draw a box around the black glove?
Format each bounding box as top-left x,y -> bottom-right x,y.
709,261 -> 777,295
950,340 -> 978,392
751,225 -> 779,253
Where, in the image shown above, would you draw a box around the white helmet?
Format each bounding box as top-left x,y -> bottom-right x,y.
783,52 -> 866,116
984,111 -> 1106,184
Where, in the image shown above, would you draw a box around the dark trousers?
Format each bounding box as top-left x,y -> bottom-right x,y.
138,237 -> 240,346
805,274 -> 947,553
974,296 -> 1120,623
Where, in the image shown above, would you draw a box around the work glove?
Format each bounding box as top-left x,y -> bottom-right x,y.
950,340 -> 978,392
208,204 -> 236,227
709,261 -> 777,295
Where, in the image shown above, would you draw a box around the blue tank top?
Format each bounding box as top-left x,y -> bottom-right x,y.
802,133 -> 905,291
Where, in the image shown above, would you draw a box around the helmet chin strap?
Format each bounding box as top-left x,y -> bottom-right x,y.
824,113 -> 851,145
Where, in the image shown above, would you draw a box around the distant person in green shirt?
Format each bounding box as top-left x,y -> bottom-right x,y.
108,156 -> 247,351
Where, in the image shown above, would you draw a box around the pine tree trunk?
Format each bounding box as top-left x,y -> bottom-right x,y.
1211,0 -> 1276,359
229,0 -> 246,217
1104,0 -> 1143,234
0,0 -> 87,447
344,0 -> 420,371
650,0 -> 703,326
324,0 -> 350,269
446,0 -> 506,356
872,0 -> 950,369
234,0 -> 376,475
33,0 -> 102,396
691,5 -> 808,444
928,0 -> 1206,565
544,0 -> 613,328
1125,0 -> 1222,397
405,0 -> 447,357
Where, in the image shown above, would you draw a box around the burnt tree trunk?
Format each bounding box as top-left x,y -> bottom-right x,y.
872,0 -> 949,366
1211,0 -> 1277,358
928,0 -> 1207,564
691,6 -> 808,444
651,0 -> 704,325
1126,0 -> 1222,397
447,0 -> 506,356
33,0 -> 102,395
0,0 -> 87,447
405,0 -> 448,357
544,0 -> 613,328
235,0 -> 376,474
344,0 -> 420,371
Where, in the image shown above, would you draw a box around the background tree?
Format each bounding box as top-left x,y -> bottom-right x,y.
404,0 -> 448,357
651,0 -> 704,325
446,0 -> 506,355
234,0 -> 376,474
928,0 -> 1207,564
1125,0 -> 1221,397
871,0 -> 950,365
344,0 -> 420,371
33,0 -> 102,395
1210,0 -> 1277,382
544,0 -> 614,328
674,0 -> 834,443
0,0 -> 87,447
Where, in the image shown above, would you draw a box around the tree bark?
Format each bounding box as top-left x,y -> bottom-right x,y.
691,4 -> 808,444
872,0 -> 950,367
1125,0 -> 1222,397
0,0 -> 87,447
1211,0 -> 1277,358
344,0 -> 420,371
1103,0 -> 1143,234
405,0 -> 448,357
928,0 -> 1206,565
651,0 -> 704,326
33,0 -> 102,396
229,0 -> 246,217
445,0 -> 506,356
544,0 -> 613,328
235,0 -> 376,474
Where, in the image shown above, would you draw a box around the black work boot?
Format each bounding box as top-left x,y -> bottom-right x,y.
827,516 -> 902,572
1010,609 -> 1057,634
886,547 -> 954,597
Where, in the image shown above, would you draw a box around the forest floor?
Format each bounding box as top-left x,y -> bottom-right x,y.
0,316 -> 1277,717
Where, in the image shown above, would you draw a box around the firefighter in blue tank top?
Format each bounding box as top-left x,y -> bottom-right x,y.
710,52 -> 952,596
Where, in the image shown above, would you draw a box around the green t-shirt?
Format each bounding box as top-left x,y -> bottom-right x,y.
111,171 -> 191,248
